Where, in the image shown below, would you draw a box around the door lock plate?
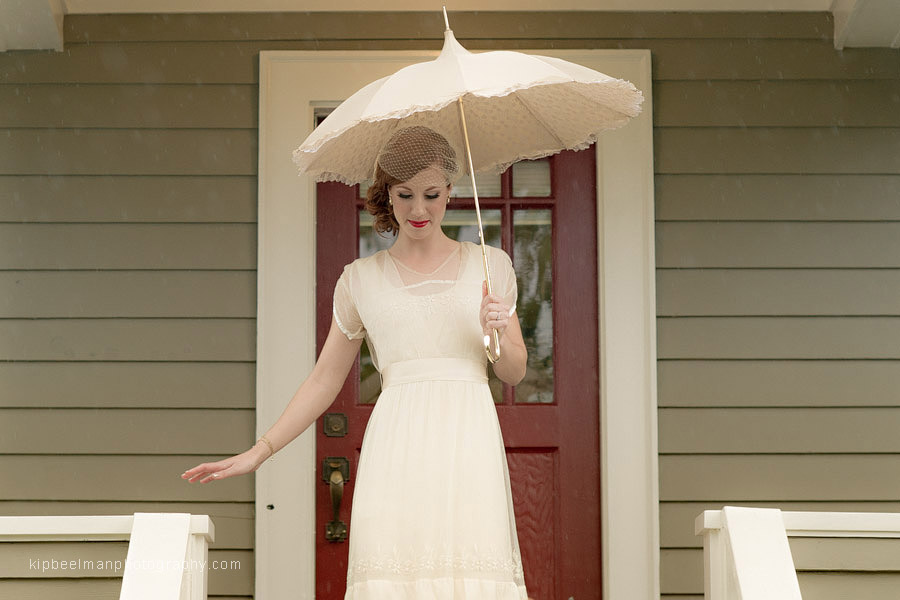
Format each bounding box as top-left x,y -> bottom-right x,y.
323,413 -> 348,437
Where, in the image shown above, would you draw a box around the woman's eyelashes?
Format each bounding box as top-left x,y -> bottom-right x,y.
396,192 -> 441,200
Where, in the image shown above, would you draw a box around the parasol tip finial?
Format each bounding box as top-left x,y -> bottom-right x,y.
442,5 -> 450,31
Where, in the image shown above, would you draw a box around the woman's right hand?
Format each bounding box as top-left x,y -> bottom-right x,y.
181,443 -> 270,484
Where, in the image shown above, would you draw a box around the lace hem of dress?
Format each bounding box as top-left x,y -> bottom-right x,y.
348,547 -> 525,584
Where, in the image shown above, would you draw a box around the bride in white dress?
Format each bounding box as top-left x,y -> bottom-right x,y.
182,126 -> 530,599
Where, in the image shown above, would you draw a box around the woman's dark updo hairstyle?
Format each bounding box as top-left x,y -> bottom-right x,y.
365,126 -> 458,235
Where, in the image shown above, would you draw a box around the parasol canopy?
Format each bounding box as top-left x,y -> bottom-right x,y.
293,9 -> 643,361
293,22 -> 643,185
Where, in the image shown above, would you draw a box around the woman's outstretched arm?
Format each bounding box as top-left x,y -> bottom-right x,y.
181,316 -> 364,483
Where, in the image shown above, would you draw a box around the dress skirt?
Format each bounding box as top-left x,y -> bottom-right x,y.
344,357 -> 528,599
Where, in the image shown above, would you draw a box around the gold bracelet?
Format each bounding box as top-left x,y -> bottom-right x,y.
257,435 -> 275,459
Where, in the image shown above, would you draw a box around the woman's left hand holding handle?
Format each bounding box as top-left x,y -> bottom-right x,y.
481,280 -> 511,339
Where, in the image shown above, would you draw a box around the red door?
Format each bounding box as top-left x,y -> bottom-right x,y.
315,148 -> 600,600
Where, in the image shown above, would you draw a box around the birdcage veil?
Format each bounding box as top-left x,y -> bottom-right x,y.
374,126 -> 461,185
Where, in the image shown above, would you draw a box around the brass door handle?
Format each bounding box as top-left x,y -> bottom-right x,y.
322,457 -> 350,542
329,470 -> 344,521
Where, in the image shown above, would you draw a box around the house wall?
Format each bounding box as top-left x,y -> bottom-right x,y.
1,10 -> 898,599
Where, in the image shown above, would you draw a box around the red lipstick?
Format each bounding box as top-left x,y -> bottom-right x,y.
409,220 -> 429,228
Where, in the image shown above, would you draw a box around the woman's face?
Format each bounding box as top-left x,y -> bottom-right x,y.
389,165 -> 452,240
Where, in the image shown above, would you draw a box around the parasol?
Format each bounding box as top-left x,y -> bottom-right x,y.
293,7 -> 643,361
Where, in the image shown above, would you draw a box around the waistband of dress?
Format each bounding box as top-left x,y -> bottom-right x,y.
380,357 -> 487,388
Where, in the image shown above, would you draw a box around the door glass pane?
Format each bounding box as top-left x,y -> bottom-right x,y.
451,173 -> 501,198
359,210 -> 396,257
512,159 -> 551,197
441,209 -> 501,248
513,209 -> 554,403
357,209 -> 503,404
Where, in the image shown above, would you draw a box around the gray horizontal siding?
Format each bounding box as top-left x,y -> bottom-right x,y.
0,362 -> 255,408
0,579 -> 123,600
798,573 -> 900,600
662,543 -> 900,597
658,317 -> 900,359
659,361 -> 900,407
0,224 -> 256,268
7,80 -> 900,132
660,408 -> 900,453
0,130 -> 257,175
656,174 -> 900,221
0,84 -> 257,129
657,222 -> 900,267
661,455 -> 900,501
645,8 -> 900,599
0,272 -> 256,318
655,80 -> 900,127
1,456 -> 253,501
656,128 -> 900,174
0,176 -> 257,222
0,408 -> 254,453
658,270 -> 900,316
0,319 -> 255,361
2,40 -> 898,85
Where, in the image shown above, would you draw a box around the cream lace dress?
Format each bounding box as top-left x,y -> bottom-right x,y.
333,240 -> 528,599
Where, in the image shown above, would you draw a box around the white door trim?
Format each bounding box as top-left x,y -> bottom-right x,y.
256,48 -> 658,600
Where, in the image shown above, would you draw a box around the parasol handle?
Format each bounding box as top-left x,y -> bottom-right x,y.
457,97 -> 502,364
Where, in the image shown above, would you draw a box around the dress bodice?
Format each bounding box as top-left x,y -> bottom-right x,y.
333,241 -> 517,372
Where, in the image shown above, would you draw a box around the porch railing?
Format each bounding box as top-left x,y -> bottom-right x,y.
0,513 -> 215,600
696,506 -> 900,600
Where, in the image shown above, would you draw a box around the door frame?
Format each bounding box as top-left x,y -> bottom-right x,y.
256,48 -> 658,600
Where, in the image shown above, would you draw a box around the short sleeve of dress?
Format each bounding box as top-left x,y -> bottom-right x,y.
489,246 -> 519,316
332,265 -> 366,341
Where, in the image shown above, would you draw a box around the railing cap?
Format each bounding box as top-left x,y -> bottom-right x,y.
696,508 -> 900,539
0,513 -> 215,542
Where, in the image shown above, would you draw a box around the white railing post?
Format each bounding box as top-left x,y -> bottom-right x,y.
697,507 -> 802,600
184,514 -> 214,600
119,513 -> 215,600
119,513 -> 192,600
697,509 -> 739,600
0,513 -> 214,600
699,512 -> 726,600
722,506 -> 802,600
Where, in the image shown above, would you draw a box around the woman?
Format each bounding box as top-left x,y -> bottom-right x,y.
182,126 -> 529,598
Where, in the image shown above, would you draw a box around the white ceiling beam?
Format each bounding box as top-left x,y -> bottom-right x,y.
832,0 -> 900,49
3,1 -> 900,51
0,0 -> 64,52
